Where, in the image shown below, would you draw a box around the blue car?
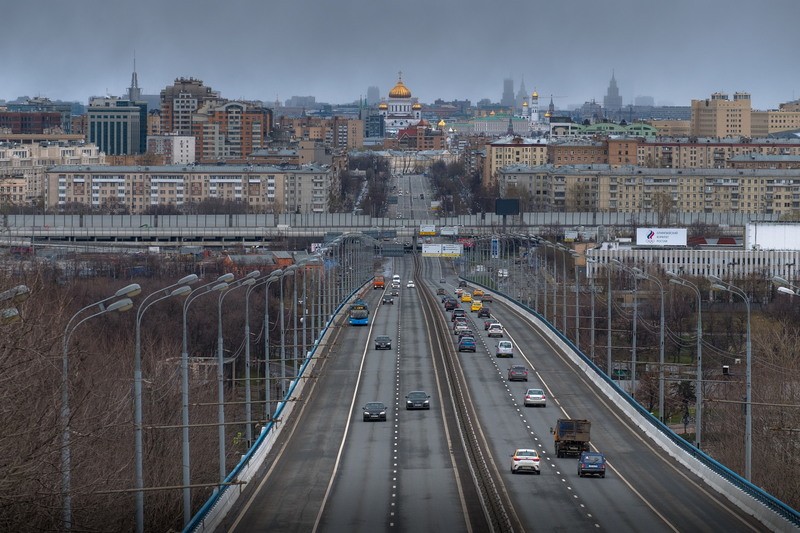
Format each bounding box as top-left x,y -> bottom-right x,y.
577,451 -> 606,478
458,336 -> 477,352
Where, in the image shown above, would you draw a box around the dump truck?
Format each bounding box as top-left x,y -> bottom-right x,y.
552,418 -> 591,458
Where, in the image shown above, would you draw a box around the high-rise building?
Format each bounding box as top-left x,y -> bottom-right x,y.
515,76 -> 528,113
603,71 -> 623,117
501,78 -> 515,108
159,78 -> 220,135
366,86 -> 380,106
5,98 -> 73,133
87,97 -> 147,155
191,100 -> 272,163
690,92 -> 752,138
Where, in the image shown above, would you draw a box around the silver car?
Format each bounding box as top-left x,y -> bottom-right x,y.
524,388 -> 546,407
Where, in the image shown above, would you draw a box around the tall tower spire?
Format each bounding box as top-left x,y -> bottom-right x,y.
127,52 -> 141,101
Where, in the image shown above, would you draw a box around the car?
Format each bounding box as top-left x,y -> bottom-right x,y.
578,451 -> 607,478
458,336 -> 477,352
473,288 -> 484,297
461,293 -> 472,303
454,288 -> 463,296
484,319 -> 495,330
524,388 -> 547,407
477,307 -> 491,318
440,278 -> 446,283
436,288 -> 446,295
391,289 -> 400,296
362,402 -> 387,421
392,282 -> 401,289
374,335 -> 392,350
508,365 -> 528,381
453,322 -> 470,335
407,281 -> 416,288
451,309 -> 467,322
487,323 -> 504,337
382,296 -> 394,305
405,391 -> 431,410
496,340 -> 513,357
470,300 -> 482,312
457,328 -> 474,339
481,293 -> 494,303
444,299 -> 459,311
510,448 -> 541,474
458,280 -> 468,288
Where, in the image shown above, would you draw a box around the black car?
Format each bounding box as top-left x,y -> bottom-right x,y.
382,296 -> 394,305
444,298 -> 459,311
405,391 -> 431,410
374,335 -> 392,350
477,307 -> 491,318
451,309 -> 467,322
458,280 -> 467,288
578,451 -> 607,478
436,288 -> 446,295
363,402 -> 387,421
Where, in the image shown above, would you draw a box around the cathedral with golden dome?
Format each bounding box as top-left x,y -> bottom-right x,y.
378,73 -> 422,135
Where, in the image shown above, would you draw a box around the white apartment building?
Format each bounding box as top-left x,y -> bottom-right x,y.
146,134 -> 196,164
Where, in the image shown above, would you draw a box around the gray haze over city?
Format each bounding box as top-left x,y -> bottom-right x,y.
2,0 -> 798,110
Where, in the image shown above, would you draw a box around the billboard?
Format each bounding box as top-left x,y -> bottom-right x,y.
421,244 -> 442,257
422,243 -> 464,257
636,228 -> 687,246
419,224 -> 436,236
440,226 -> 459,236
495,198 -> 520,216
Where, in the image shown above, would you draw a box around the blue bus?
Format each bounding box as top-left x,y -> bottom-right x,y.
349,299 -> 369,326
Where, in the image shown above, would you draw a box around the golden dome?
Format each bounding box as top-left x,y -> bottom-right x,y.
438,119 -> 446,127
412,102 -> 422,110
523,101 -> 528,107
378,102 -> 388,110
544,111 -> 552,118
532,91 -> 539,98
389,79 -> 412,99
490,110 -> 496,116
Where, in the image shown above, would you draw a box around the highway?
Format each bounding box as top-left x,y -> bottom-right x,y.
222,255 -> 767,532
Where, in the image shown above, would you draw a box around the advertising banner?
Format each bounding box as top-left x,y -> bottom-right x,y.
636,228 -> 687,246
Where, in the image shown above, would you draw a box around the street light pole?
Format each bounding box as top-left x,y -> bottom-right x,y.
612,259 -> 638,396
133,275 -> 197,533
708,275 -> 752,481
571,251 -> 581,347
557,244 -> 568,335
668,272 -> 703,449
62,284 -> 139,530
261,270 -> 282,423
634,268 -> 665,423
180,273 -> 232,526
280,266 -> 297,399
217,272 -> 258,482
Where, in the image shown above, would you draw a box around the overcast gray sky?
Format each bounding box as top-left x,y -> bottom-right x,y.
2,0 -> 798,110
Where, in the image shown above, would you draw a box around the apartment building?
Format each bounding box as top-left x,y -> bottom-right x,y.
690,92 -> 752,138
0,141 -> 104,204
548,140 -> 607,166
497,164 -> 800,217
159,78 -> 220,135
191,100 -> 272,163
146,134 -> 196,164
483,135 -> 549,187
280,116 -> 364,150
45,164 -> 331,214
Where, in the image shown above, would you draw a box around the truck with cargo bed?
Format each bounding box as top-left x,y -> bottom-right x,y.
552,418 -> 590,458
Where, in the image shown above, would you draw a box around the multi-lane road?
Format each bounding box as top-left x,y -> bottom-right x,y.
221,255 -> 766,532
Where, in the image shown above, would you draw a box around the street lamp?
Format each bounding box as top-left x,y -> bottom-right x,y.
556,244 -> 568,336
708,276 -> 752,481
280,266 -> 297,399
634,268 -> 666,423
217,271 -> 259,482
667,271 -> 703,449
61,283 -> 139,530
180,273 -> 232,527
261,270 -> 283,422
570,250 -> 581,347
611,259 -> 638,396
133,274 -> 197,533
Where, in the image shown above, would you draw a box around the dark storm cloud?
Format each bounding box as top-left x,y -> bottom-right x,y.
1,0 -> 798,109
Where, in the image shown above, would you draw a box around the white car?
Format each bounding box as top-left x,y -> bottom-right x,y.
487,323 -> 504,337
524,388 -> 546,407
496,340 -> 513,358
407,281 -> 415,288
511,448 -> 541,474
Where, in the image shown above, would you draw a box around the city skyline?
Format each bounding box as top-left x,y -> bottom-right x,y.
2,0 -> 798,111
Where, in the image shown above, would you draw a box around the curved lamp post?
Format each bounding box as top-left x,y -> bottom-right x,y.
633,268 -> 665,423
133,274 -> 197,533
708,275 -> 752,481
62,283 -> 140,530
217,271 -> 259,482
279,266 -> 297,399
260,270 -> 283,422
179,273 -> 233,526
611,259 -> 638,396
667,271 -> 703,449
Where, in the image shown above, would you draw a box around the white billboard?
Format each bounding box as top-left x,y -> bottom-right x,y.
440,226 -> 459,236
421,244 -> 442,257
419,224 -> 436,236
636,228 -> 687,246
441,243 -> 464,257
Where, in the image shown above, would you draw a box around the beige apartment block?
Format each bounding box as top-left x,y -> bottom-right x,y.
483,135 -> 548,187
690,92 -> 752,138
45,164 -> 331,214
497,163 -> 800,217
648,120 -> 691,137
0,141 -> 104,204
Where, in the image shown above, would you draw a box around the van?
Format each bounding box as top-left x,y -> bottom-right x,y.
496,340 -> 513,358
